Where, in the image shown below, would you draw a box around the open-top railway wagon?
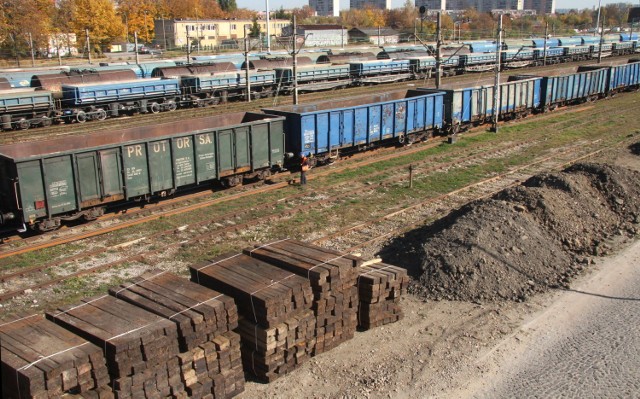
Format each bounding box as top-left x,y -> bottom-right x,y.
263,89 -> 444,165
0,112 -> 285,232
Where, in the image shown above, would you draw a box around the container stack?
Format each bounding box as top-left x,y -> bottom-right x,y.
108,271 -> 244,398
46,296 -> 181,399
0,315 -> 109,399
243,239 -> 361,355
190,253 -> 315,382
356,262 -> 409,330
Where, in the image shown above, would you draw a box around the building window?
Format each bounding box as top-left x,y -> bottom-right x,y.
231,24 -> 237,30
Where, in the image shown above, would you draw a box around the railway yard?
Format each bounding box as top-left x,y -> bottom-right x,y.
1,52 -> 640,398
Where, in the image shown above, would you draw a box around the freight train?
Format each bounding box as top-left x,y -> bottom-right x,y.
0,59 -> 638,233
0,34 -> 638,132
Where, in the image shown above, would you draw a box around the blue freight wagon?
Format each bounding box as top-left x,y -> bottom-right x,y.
620,33 -> 639,41
558,37 -> 582,47
180,72 -> 240,106
275,64 -> 350,84
262,89 -> 445,164
419,77 -> 542,133
562,45 -> 591,59
613,41 -> 635,54
0,89 -> 55,130
532,38 -> 560,48
468,42 -> 502,53
574,36 -> 600,45
0,112 -> 285,232
60,78 -> 181,121
275,64 -> 351,93
579,60 -> 640,93
501,48 -> 535,64
238,70 -> 276,87
533,47 -> 564,64
539,68 -> 609,110
460,53 -> 497,71
349,60 -> 411,84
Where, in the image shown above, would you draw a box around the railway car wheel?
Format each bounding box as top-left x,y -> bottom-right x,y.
220,176 -> 242,188
76,111 -> 87,123
36,219 -> 61,232
165,101 -> 177,112
95,109 -> 107,120
40,116 -> 52,127
16,119 -> 29,130
149,102 -> 161,113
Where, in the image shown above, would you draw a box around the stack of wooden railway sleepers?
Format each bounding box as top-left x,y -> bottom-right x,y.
108,270 -> 245,398
45,296 -> 181,399
243,239 -> 361,356
356,262 -> 409,330
189,254 -> 315,382
0,314 -> 110,398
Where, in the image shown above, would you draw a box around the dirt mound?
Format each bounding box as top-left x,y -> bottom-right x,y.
379,163 -> 640,303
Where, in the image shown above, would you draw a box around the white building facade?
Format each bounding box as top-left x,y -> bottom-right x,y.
310,0 -> 340,16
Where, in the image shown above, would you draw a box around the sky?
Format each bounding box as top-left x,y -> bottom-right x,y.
235,0 -> 639,13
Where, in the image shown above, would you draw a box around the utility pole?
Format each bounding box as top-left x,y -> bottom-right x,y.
85,28 -> 91,64
244,25 -> 251,103
435,12 -> 442,89
341,25 -> 345,49
378,26 -> 381,47
186,27 -> 191,64
292,15 -> 299,105
266,0 -> 271,53
28,32 -> 35,67
414,20 -> 417,44
491,15 -> 503,133
134,31 -> 140,64
594,0 -> 602,36
598,15 -> 605,63
56,37 -> 62,66
543,21 -> 548,66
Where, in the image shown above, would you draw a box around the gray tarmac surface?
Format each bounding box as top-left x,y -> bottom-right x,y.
466,240 -> 640,398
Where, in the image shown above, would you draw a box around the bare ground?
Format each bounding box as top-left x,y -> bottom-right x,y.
240,144 -> 640,398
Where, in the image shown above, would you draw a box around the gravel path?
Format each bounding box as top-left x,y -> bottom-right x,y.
456,239 -> 640,398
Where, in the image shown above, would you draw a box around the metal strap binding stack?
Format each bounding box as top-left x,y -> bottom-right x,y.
244,239 -> 361,356
45,296 -> 181,398
0,314 -> 110,398
356,262 -> 409,330
190,253 -> 315,383
109,270 -> 245,398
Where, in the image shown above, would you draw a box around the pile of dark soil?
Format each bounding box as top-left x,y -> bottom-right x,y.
379,162 -> 640,302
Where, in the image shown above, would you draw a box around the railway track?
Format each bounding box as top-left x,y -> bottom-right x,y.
0,138 -> 532,302
0,91 -> 636,308
0,55 -> 634,145
0,88 -> 613,252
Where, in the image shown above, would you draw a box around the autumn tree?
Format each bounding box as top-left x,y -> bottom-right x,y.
56,0 -> 123,55
219,0 -> 237,13
116,0 -> 166,44
0,0 -> 55,61
162,0 -> 226,20
385,0 -> 418,30
341,5 -> 386,28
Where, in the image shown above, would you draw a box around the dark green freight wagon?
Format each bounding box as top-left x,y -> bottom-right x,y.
0,112 -> 285,232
